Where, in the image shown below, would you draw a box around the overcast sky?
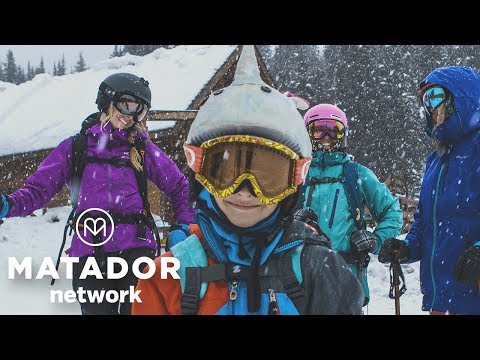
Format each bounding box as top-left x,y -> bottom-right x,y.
0,45 -> 114,74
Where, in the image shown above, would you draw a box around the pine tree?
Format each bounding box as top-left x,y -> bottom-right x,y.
110,45 -> 124,58
4,50 -> 17,83
0,64 -> 4,82
15,65 -> 26,84
53,63 -> 57,76
26,61 -> 35,80
74,52 -> 87,72
56,54 -> 66,76
35,57 -> 45,75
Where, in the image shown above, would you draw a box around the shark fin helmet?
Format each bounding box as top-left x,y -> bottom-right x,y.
95,72 -> 152,113
185,45 -> 312,217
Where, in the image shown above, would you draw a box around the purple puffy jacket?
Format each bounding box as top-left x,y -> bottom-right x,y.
7,120 -> 195,257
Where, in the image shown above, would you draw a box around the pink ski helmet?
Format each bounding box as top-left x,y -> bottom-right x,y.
303,103 -> 349,149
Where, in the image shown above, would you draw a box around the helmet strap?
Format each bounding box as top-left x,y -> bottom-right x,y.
312,139 -> 342,152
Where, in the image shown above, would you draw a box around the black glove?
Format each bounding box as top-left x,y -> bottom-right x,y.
293,208 -> 322,234
350,229 -> 378,254
378,238 -> 410,264
454,247 -> 480,285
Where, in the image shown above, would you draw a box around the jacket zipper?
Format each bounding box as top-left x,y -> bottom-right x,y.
229,281 -> 238,314
329,189 -> 340,228
431,162 -> 445,310
198,216 -> 227,263
268,288 -> 280,315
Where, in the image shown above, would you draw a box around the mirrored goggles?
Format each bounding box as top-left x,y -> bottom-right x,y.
421,85 -> 450,113
184,135 -> 311,205
114,94 -> 148,120
307,119 -> 345,140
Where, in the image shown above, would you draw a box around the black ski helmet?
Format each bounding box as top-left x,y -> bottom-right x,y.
95,72 -> 152,113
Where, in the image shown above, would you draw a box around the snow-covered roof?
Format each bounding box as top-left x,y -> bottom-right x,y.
0,45 -> 237,157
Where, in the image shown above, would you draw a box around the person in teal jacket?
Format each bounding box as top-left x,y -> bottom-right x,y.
301,103 -> 403,307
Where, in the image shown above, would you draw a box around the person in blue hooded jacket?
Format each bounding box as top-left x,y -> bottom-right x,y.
379,66 -> 480,315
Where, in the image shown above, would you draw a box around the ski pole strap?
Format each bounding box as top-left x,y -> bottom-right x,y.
388,260 -> 407,299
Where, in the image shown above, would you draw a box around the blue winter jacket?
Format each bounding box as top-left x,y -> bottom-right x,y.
163,188 -> 364,315
406,66 -> 480,314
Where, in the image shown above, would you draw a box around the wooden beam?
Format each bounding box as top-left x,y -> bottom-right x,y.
254,45 -> 276,88
188,46 -> 242,110
147,110 -> 198,121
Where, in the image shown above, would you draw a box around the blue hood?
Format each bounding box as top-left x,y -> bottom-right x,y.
421,66 -> 480,143
195,188 -> 283,265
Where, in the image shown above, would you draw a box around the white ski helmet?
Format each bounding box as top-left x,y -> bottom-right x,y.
186,46 -> 312,159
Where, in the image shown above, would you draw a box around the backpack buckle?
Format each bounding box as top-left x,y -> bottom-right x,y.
180,293 -> 199,315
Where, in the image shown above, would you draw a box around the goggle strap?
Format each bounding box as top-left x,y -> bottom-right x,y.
294,158 -> 312,185
184,144 -> 204,173
418,83 -> 436,99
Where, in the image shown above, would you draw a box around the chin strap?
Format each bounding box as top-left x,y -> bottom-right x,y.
312,140 -> 342,152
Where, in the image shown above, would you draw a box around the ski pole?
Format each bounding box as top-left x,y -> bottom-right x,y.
388,249 -> 406,315
393,250 -> 400,315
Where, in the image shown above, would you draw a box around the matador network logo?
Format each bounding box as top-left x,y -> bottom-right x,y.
75,208 -> 115,247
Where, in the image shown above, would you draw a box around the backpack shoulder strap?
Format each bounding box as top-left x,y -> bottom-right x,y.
342,160 -> 366,230
260,219 -> 332,315
53,114 -> 99,285
132,137 -> 148,209
305,176 -> 343,208
131,136 -> 162,255
71,112 -> 101,208
170,233 -> 217,314
70,134 -> 87,208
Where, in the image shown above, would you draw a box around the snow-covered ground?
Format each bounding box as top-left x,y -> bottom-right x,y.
0,206 -> 424,315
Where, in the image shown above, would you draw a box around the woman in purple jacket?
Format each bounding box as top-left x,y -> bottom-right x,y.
0,73 -> 196,315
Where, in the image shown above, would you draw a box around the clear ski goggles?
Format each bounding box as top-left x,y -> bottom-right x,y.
113,94 -> 148,120
184,135 -> 311,205
307,119 -> 345,140
419,85 -> 451,113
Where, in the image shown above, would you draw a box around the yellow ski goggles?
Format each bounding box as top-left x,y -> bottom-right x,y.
184,135 -> 311,205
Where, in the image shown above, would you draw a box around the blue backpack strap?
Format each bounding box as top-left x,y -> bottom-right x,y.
342,161 -> 366,230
